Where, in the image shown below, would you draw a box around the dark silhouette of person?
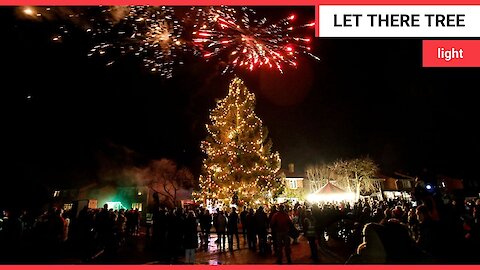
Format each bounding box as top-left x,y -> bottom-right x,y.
246,208 -> 257,250
254,206 -> 269,255
240,206 -> 248,242
270,204 -> 293,264
199,209 -> 212,251
215,210 -> 227,252
303,209 -> 319,261
183,211 -> 198,264
227,207 -> 240,250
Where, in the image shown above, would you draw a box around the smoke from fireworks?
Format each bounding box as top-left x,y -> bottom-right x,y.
192,6 -> 318,74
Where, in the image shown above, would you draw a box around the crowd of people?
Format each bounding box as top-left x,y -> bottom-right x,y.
1,189 -> 479,264
149,203 -> 298,264
299,189 -> 480,264
0,205 -> 143,262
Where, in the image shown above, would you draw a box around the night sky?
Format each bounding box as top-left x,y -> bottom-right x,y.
1,6 -> 479,208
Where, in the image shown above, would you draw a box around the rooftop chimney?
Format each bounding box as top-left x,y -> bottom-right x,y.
288,163 -> 295,173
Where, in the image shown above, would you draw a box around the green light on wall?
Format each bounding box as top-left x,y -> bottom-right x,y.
106,201 -> 127,210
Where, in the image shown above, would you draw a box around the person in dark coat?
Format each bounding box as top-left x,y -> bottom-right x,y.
95,204 -> 114,253
246,208 -> 257,250
303,209 -> 319,261
270,204 -> 293,264
268,205 -> 278,254
215,210 -> 228,252
254,206 -> 269,255
346,222 -> 387,264
416,204 -> 442,259
240,206 -> 248,242
227,207 -> 240,251
184,211 -> 198,264
167,208 -> 182,262
199,209 -> 212,251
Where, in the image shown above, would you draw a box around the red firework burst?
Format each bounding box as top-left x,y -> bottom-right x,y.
192,6 -> 318,74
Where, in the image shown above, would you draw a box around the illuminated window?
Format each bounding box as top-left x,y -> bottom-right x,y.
63,203 -> 73,211
403,181 -> 412,188
53,190 -> 60,197
289,179 -> 298,189
132,203 -> 143,212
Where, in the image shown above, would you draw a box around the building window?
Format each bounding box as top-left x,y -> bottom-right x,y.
396,180 -> 403,189
132,203 -> 143,212
63,203 -> 73,211
53,190 -> 60,197
289,179 -> 298,189
397,179 -> 412,189
403,180 -> 412,189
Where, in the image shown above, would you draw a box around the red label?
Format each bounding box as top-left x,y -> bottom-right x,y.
423,40 -> 480,67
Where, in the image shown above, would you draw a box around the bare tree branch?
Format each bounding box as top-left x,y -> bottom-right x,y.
307,157 -> 380,197
140,158 -> 195,208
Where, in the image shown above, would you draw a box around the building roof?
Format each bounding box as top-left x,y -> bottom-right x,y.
279,168 -> 304,178
314,182 -> 346,194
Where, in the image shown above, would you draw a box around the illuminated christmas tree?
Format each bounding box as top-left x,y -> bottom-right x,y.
196,77 -> 283,206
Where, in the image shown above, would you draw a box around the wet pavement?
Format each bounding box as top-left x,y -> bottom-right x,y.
188,235 -> 348,265
93,231 -> 349,265
0,228 -> 350,264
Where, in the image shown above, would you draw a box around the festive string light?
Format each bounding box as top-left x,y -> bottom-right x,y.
194,77 -> 284,206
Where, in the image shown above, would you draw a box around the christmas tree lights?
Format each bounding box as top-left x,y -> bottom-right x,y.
194,77 -> 283,207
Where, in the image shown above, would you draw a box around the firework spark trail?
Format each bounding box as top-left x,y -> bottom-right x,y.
86,6 -> 187,78
16,6 -> 188,78
17,6 -> 318,77
192,6 -> 318,74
